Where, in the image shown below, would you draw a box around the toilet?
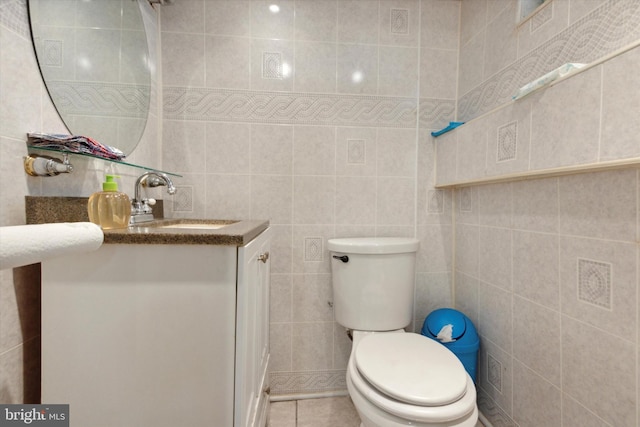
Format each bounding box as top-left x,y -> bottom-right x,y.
328,237 -> 478,427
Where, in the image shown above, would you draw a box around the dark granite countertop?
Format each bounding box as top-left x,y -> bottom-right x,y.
105,218 -> 269,245
26,196 -> 269,246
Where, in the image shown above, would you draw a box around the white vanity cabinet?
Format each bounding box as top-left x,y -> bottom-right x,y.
41,227 -> 271,427
236,228 -> 271,427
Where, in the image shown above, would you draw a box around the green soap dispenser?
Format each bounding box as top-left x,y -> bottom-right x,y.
88,175 -> 131,229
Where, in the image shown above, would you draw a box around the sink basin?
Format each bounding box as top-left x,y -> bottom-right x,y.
157,222 -> 231,230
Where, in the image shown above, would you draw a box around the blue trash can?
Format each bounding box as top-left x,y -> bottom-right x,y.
421,308 -> 479,383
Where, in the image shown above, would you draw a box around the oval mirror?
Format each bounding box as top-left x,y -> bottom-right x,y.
28,0 -> 151,157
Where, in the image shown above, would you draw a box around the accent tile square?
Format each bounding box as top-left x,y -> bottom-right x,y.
43,39 -> 63,67
347,139 -> 366,164
577,258 -> 612,310
172,185 -> 193,212
496,121 -> 518,162
262,51 -> 283,79
427,190 -> 444,214
460,187 -> 472,212
390,9 -> 409,34
531,2 -> 553,33
304,237 -> 323,262
488,353 -> 503,392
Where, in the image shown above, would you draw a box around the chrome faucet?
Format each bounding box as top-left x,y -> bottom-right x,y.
130,172 -> 177,224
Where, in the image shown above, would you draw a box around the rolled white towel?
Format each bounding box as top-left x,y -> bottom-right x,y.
0,222 -> 104,270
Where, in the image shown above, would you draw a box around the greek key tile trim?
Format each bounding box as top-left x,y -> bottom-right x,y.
458,0 -> 640,122
48,80 -> 151,118
270,370 -> 347,395
164,87 -> 417,128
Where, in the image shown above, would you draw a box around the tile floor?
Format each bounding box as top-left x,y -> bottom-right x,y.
268,396 -> 484,427
268,397 -> 360,427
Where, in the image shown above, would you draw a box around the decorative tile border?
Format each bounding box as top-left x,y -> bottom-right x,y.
164,87 -> 418,128
270,370 -> 347,396
477,388 -> 517,427
163,90 -> 455,130
458,0 -> 640,122
0,0 -> 30,39
48,80 -> 151,118
419,98 -> 456,130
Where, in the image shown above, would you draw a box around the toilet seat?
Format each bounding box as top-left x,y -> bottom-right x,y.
355,333 -> 467,406
348,332 -> 477,424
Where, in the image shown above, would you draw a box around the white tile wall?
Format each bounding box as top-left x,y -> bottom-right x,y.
459,0 -> 640,121
601,46 -> 640,161
437,43 -> 640,186
457,169 -> 640,427
450,7 -> 639,424
161,0 -> 460,397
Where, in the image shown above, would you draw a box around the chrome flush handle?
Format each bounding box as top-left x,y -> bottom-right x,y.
258,252 -> 269,263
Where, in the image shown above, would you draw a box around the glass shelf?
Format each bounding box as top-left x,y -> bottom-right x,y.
27,146 -> 182,177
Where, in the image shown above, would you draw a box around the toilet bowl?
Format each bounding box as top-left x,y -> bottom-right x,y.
347,331 -> 477,427
328,237 -> 478,427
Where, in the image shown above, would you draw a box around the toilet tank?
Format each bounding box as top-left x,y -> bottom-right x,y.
328,237 -> 419,331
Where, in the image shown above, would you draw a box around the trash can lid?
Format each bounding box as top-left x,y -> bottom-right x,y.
426,308 -> 467,341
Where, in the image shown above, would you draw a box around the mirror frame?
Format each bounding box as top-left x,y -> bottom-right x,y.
27,0 -> 152,157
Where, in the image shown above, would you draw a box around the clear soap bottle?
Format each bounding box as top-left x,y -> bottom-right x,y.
88,175 -> 131,229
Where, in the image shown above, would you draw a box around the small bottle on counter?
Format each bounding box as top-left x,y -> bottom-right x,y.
88,175 -> 131,229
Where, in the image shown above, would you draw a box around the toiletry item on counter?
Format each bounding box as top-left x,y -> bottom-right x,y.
88,175 -> 131,229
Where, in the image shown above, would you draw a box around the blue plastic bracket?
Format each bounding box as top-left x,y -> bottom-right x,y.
430,121 -> 465,137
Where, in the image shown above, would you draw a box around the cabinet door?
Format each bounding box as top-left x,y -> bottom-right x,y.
236,228 -> 271,427
42,244 -> 237,427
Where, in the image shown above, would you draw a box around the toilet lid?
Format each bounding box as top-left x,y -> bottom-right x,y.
355,333 -> 468,406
